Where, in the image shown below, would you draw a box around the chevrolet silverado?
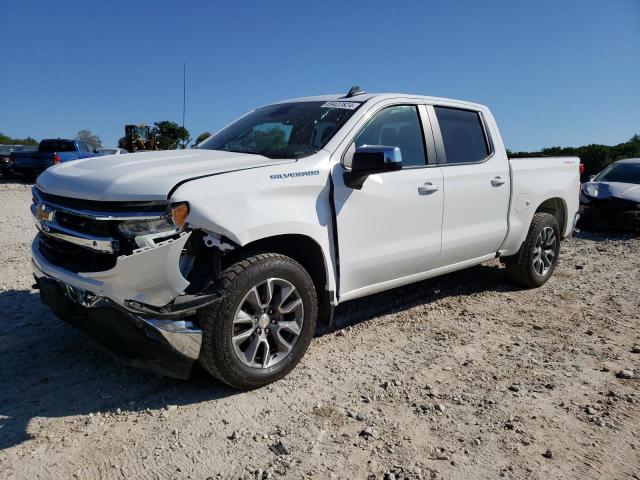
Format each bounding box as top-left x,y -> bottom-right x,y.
31,89 -> 581,389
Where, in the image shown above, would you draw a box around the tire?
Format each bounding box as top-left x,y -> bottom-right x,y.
505,212 -> 561,288
198,252 -> 317,390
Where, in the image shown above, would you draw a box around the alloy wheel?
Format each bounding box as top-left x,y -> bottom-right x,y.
231,278 -> 304,369
532,226 -> 556,276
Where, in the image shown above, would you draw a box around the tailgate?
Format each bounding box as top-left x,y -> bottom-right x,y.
13,152 -> 53,168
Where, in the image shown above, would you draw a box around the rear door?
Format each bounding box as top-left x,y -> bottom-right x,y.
429,105 -> 510,266
332,101 -> 444,299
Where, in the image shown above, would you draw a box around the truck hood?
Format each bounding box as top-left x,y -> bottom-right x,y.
582,181 -> 640,203
36,149 -> 293,201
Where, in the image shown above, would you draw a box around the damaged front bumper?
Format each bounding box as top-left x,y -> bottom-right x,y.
33,231 -> 192,308
32,233 -> 218,379
29,188 -> 232,378
34,268 -> 202,378
32,261 -> 205,379
578,204 -> 640,231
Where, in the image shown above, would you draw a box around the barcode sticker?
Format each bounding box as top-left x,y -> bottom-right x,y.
320,101 -> 360,110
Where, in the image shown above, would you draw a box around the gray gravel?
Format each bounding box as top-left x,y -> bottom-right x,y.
0,179 -> 639,479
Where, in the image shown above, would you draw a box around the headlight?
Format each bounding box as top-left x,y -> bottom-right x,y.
584,185 -> 599,197
118,203 -> 189,237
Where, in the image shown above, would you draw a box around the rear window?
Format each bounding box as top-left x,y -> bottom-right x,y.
435,107 -> 490,164
39,140 -> 76,153
0,145 -> 23,155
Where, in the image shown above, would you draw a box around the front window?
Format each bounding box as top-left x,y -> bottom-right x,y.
199,101 -> 362,159
595,162 -> 640,184
352,105 -> 427,167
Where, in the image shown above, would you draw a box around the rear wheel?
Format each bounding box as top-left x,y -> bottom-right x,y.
198,252 -> 317,390
505,212 -> 561,288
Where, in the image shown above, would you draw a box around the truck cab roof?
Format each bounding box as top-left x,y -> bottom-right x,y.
274,92 -> 487,111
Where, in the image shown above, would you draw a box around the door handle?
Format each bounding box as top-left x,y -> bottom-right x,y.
491,176 -> 506,187
418,182 -> 439,195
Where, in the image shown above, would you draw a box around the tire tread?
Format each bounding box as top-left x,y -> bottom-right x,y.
505,212 -> 559,288
198,252 -> 316,390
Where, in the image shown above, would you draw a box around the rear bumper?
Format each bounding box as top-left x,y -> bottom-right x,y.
0,160 -> 12,176
33,265 -> 203,379
579,204 -> 640,231
11,166 -> 47,176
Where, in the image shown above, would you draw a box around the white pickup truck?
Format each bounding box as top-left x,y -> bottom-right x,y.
32,89 -> 580,389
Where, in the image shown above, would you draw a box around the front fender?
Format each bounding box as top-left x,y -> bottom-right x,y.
170,154 -> 337,295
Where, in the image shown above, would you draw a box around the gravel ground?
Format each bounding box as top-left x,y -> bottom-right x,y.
0,180 -> 639,480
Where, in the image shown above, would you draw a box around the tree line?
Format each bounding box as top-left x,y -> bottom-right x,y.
507,134 -> 640,177
0,133 -> 38,146
1,120 -> 194,151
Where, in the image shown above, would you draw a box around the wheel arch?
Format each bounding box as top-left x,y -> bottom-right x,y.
226,233 -> 333,324
534,197 -> 567,236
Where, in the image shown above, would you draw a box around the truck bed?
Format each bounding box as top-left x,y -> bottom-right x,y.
500,156 -> 581,254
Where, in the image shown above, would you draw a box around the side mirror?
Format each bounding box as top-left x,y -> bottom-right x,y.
344,145 -> 402,189
588,175 -> 596,181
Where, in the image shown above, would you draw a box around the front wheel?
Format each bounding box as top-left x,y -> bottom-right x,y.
504,212 -> 561,288
198,252 -> 317,390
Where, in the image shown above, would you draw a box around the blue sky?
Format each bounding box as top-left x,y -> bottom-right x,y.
1,0 -> 638,151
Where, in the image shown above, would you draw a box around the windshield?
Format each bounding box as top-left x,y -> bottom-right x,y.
133,127 -> 148,140
595,162 -> 640,185
199,101 -> 362,159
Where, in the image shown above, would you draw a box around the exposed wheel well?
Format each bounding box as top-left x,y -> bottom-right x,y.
535,198 -> 567,235
229,234 -> 329,303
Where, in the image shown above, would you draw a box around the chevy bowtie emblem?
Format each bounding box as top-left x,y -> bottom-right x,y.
37,202 -> 55,222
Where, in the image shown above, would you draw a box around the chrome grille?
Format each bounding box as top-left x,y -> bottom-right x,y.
32,187 -> 169,272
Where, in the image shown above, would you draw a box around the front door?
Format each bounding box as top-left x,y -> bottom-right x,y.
332,104 -> 444,299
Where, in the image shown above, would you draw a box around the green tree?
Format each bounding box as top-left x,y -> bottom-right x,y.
0,133 -> 38,146
152,121 -> 191,150
75,129 -> 102,149
195,132 -> 211,144
509,134 -> 640,178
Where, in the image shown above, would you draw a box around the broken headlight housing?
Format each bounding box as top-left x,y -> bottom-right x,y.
118,203 -> 189,238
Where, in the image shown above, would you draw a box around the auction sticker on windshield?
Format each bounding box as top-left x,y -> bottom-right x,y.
321,101 -> 360,110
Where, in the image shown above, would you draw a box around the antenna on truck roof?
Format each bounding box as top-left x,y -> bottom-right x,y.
343,85 -> 366,98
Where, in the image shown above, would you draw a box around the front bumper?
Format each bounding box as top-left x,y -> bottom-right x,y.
32,232 -> 192,307
33,265 -> 203,379
579,204 -> 640,231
